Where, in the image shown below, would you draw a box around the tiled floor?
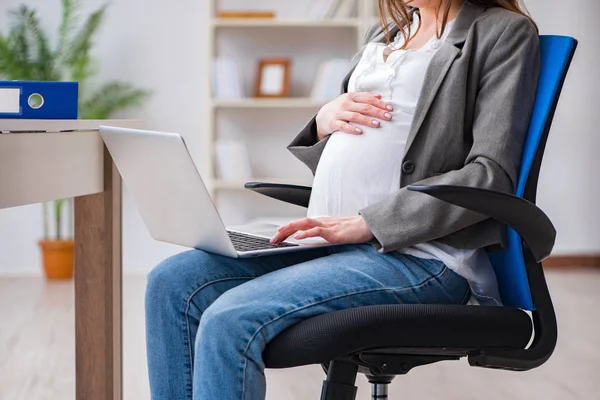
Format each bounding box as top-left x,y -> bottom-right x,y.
0,269 -> 599,399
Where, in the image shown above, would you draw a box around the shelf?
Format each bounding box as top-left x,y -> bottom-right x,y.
212,98 -> 326,109
214,178 -> 313,190
212,18 -> 362,28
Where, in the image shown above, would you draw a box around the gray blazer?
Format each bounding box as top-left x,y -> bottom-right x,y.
287,1 -> 540,254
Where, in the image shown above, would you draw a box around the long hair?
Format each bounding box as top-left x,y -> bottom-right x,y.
378,0 -> 537,47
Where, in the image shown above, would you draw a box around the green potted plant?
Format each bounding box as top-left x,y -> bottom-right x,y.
0,0 -> 150,279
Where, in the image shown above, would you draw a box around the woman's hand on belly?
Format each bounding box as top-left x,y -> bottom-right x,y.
315,92 -> 394,141
270,216 -> 374,245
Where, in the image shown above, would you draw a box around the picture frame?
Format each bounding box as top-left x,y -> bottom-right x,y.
255,58 -> 291,98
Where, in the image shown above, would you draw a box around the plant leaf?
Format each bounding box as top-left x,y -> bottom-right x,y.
0,34 -> 23,79
0,5 -> 59,81
6,6 -> 35,80
19,5 -> 59,80
54,199 -> 65,240
79,82 -> 151,119
66,3 -> 108,85
55,0 -> 80,76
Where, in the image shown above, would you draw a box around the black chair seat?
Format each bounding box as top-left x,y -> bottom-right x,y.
264,304 -> 532,369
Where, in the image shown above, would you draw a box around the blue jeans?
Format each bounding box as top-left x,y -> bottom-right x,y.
145,244 -> 471,400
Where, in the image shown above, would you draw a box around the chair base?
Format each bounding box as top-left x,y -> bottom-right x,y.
320,354 -> 462,400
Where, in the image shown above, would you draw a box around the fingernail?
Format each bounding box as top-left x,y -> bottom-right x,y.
355,128 -> 362,133
386,105 -> 393,111
277,226 -> 284,231
372,120 -> 380,127
384,113 -> 392,120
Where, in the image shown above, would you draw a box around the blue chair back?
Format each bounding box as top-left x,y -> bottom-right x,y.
489,35 -> 577,310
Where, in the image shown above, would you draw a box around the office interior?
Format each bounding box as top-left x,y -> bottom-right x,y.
0,0 -> 598,399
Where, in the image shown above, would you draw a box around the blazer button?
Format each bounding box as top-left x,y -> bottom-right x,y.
402,160 -> 415,175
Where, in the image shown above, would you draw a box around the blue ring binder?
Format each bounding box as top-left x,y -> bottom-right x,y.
0,81 -> 78,119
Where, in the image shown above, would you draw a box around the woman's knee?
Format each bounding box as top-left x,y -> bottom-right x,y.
198,290 -> 250,341
197,283 -> 273,353
146,250 -> 215,305
196,289 -> 277,370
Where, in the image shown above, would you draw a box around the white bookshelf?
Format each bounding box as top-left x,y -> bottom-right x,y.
206,0 -> 378,224
212,18 -> 364,28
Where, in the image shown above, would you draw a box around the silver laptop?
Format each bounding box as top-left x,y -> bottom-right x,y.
99,126 -> 331,258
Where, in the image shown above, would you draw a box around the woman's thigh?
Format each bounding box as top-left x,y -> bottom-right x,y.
146,246 -> 334,315
198,244 -> 471,363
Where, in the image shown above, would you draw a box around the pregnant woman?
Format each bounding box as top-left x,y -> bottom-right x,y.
145,1 -> 540,399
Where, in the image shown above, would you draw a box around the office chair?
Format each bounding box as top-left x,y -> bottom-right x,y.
245,35 -> 577,399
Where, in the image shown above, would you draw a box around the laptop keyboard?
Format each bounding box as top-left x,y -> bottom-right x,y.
227,230 -> 298,253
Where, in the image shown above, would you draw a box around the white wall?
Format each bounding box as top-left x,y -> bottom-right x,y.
526,0 -> 600,254
0,0 -> 599,276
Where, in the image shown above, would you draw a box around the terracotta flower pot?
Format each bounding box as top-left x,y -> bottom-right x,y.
39,240 -> 75,280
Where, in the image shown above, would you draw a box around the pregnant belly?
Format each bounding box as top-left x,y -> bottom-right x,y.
309,124 -> 408,217
318,124 -> 407,176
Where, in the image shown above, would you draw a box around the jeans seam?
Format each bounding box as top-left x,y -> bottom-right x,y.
183,276 -> 257,386
240,265 -> 454,399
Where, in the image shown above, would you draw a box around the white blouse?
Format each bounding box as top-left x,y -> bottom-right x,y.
308,14 -> 502,306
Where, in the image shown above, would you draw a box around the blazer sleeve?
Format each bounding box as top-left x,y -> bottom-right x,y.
359,18 -> 541,253
287,23 -> 383,174
287,116 -> 331,175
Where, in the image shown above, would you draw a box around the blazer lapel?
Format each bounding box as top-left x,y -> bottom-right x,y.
404,1 -> 486,154
403,43 -> 461,153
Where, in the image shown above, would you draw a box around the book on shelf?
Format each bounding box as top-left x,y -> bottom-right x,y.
332,0 -> 356,19
307,0 -> 333,20
213,58 -> 245,99
310,59 -> 351,101
217,11 -> 276,19
371,1 -> 380,18
323,0 -> 342,19
215,139 -> 253,182
307,0 -> 356,20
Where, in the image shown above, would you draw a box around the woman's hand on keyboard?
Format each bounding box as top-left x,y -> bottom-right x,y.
315,92 -> 394,141
270,216 -> 374,245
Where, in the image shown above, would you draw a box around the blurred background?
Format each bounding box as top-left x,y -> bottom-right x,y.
0,0 -> 598,399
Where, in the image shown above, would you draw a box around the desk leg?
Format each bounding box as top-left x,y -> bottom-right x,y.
74,147 -> 122,400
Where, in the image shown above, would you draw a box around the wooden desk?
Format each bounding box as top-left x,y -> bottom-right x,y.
0,119 -> 143,400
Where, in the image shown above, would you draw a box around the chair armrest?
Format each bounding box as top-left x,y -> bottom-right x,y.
244,182 -> 312,208
407,185 -> 556,262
